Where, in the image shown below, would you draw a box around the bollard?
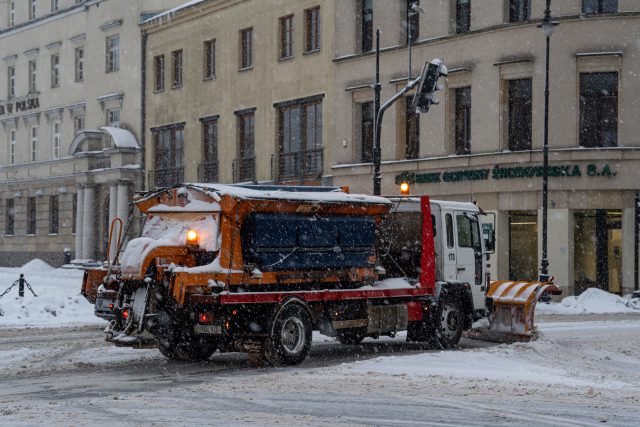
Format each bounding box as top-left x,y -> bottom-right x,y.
18,274 -> 25,297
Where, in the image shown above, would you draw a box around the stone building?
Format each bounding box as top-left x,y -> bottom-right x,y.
141,0 -> 336,188
0,0 -> 183,266
330,0 -> 640,296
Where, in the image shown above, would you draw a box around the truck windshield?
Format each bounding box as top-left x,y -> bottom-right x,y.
141,213 -> 219,252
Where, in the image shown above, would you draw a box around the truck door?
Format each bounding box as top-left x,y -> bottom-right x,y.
442,212 -> 457,281
454,212 -> 484,307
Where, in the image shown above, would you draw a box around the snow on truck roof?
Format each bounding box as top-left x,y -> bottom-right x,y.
144,184 -> 391,214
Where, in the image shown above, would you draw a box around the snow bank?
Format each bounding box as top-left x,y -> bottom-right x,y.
536,288 -> 640,315
0,262 -> 102,328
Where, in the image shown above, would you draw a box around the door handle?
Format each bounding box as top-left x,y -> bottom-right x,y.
457,267 -> 466,272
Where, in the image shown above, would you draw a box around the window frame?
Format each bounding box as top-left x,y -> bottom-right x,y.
106,108 -> 120,127
305,6 -> 321,53
29,0 -> 37,20
27,197 -> 36,236
171,49 -> 183,88
5,199 -> 15,236
29,60 -> 37,93
456,0 -> 471,34
31,126 -> 38,162
49,195 -> 58,234
7,65 -> 15,98
279,15 -> 294,59
582,0 -> 618,14
154,54 -> 165,91
405,96 -> 420,159
75,47 -> 84,82
579,71 -> 618,148
9,1 -> 15,27
203,39 -> 216,79
240,27 -> 253,70
360,0 -> 373,52
50,53 -> 60,88
406,1 -> 420,44
360,101 -> 374,163
507,77 -> 532,151
508,0 -> 531,23
105,34 -> 120,73
9,129 -> 16,165
52,120 -> 61,159
454,86 -> 471,155
51,0 -> 59,12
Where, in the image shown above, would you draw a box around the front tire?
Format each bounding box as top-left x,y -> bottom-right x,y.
264,302 -> 312,366
434,292 -> 464,348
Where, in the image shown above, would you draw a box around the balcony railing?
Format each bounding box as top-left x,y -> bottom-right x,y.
272,148 -> 323,184
148,167 -> 184,188
197,161 -> 219,183
89,153 -> 111,170
232,157 -> 256,183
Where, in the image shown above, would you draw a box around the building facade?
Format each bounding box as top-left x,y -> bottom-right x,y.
331,0 -> 640,296
141,0 -> 336,188
0,0 -> 183,266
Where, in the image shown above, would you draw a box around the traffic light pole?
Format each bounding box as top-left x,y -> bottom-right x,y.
373,77 -> 422,195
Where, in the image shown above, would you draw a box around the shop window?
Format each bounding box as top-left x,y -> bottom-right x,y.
509,211 -> 538,281
579,72 -> 617,147
507,78 -> 532,151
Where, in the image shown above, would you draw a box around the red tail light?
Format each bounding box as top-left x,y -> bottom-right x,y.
122,309 -> 129,320
199,313 -> 214,323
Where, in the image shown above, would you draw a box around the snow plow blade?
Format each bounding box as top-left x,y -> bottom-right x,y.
472,280 -> 561,343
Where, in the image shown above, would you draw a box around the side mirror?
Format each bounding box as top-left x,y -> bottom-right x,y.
482,212 -> 496,254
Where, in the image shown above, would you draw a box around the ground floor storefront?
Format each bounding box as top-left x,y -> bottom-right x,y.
332,148 -> 640,296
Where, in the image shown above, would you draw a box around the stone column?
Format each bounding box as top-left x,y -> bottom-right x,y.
117,181 -> 129,226
108,184 -> 118,262
82,185 -> 96,260
74,186 -> 85,261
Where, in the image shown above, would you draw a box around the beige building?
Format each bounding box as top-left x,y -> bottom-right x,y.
0,0 -> 183,266
141,0 -> 336,187
331,0 -> 640,296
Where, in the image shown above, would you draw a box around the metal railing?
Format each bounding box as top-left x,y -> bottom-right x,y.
232,157 -> 255,183
197,161 -> 219,183
148,167 -> 184,188
272,148 -> 323,183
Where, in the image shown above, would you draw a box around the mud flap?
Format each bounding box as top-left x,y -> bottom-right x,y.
471,281 -> 561,343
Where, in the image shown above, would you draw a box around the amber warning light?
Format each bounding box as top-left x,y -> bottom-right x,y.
399,182 -> 410,196
186,229 -> 198,245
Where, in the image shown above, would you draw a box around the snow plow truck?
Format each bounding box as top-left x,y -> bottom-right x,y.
81,184 -> 559,365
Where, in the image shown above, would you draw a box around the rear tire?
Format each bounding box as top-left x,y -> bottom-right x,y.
406,320 -> 440,349
156,311 -> 217,361
335,327 -> 367,345
434,292 -> 464,348
264,302 -> 312,366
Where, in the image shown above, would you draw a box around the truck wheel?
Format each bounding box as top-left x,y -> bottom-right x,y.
406,321 -> 439,349
264,302 -> 312,366
336,328 -> 367,345
435,293 -> 463,348
156,312 -> 217,361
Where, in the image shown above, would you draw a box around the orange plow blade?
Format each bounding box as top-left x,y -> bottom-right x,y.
480,280 -> 561,343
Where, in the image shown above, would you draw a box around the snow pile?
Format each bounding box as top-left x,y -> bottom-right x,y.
536,288 -> 640,315
0,261 -> 102,327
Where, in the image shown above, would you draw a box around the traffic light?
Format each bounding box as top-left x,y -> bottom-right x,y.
412,59 -> 448,114
399,181 -> 410,196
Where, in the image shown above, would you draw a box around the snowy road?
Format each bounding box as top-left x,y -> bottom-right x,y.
1,316 -> 639,426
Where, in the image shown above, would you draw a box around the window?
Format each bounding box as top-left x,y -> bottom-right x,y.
49,195 -> 58,234
446,214 -> 454,248
52,121 -> 61,159
50,53 -> 60,88
5,199 -> 14,236
9,1 -> 15,27
360,0 -> 373,52
51,0 -> 58,12
27,197 -> 36,235
236,110 -> 255,181
583,0 -> 618,14
31,126 -> 38,162
406,96 -> 419,159
106,108 -> 120,127
456,214 -> 480,250
509,0 -> 531,22
507,78 -> 532,151
280,15 -> 294,59
74,115 -> 85,134
7,65 -> 15,98
204,40 -> 216,79
305,7 -> 320,52
30,0 -> 37,20
277,98 -> 323,180
454,86 -> 471,154
152,124 -> 185,187
106,35 -> 120,72
154,54 -> 165,90
456,0 -> 471,33
29,60 -> 37,92
580,72 -> 618,147
407,1 -> 419,44
75,47 -> 84,82
9,129 -> 16,164
171,49 -> 182,87
240,28 -> 253,69
200,118 -> 218,182
361,101 -> 374,163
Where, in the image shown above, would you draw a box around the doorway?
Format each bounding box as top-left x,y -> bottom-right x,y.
509,210 -> 538,281
574,210 -> 622,295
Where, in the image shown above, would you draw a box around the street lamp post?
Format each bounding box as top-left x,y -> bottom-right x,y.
539,0 -> 556,282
